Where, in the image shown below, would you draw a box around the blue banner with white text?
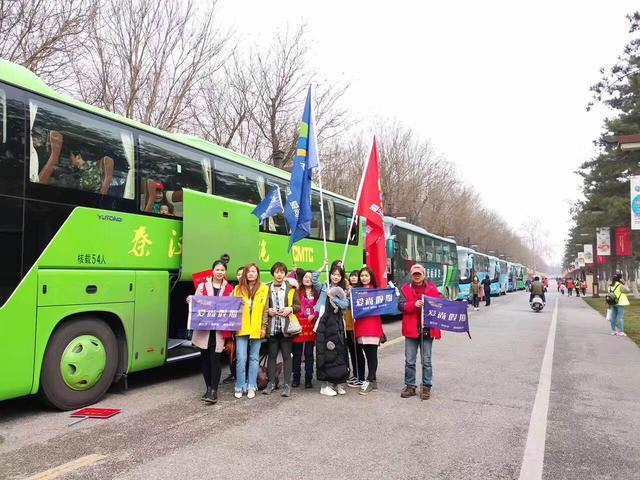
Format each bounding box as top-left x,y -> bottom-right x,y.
422,295 -> 470,334
351,287 -> 398,319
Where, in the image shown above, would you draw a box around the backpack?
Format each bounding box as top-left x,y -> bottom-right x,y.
605,284 -> 620,306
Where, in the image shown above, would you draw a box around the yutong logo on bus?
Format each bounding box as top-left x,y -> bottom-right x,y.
97,214 -> 123,222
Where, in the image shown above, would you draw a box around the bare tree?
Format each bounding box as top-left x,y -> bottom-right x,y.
0,0 -> 96,88
187,52 -> 265,158
69,0 -> 231,131
250,24 -> 351,168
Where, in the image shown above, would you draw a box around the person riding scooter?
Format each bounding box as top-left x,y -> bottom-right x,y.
529,276 -> 546,305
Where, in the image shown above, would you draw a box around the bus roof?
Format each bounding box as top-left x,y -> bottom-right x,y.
0,59 -> 355,204
384,216 -> 456,245
456,246 -> 491,258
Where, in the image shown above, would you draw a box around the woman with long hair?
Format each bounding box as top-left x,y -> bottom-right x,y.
233,263 -> 269,399
188,259 -> 234,404
292,270 -> 319,388
354,267 -> 385,395
312,259 -> 350,397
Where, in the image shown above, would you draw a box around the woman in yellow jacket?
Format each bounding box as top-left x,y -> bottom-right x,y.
234,263 -> 269,399
609,273 -> 630,336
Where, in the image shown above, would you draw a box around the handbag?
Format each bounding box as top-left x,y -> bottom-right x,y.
257,353 -> 283,389
286,313 -> 302,335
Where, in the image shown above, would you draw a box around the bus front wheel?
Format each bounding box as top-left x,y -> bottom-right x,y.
40,317 -> 118,411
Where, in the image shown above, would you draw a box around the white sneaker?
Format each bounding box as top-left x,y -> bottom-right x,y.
320,385 -> 337,397
474,307 -> 479,311
234,391 -> 243,399
247,389 -> 256,399
335,384 -> 346,395
619,332 -> 627,337
610,331 -> 617,336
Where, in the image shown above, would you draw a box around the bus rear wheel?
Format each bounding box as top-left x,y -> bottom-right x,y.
40,317 -> 118,411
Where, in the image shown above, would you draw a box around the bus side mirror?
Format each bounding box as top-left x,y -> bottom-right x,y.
386,236 -> 397,256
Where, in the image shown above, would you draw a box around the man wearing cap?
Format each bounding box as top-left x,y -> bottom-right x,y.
397,263 -> 442,400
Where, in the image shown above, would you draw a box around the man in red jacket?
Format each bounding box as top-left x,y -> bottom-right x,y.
397,264 -> 442,400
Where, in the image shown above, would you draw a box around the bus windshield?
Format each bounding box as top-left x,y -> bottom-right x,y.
458,250 -> 471,282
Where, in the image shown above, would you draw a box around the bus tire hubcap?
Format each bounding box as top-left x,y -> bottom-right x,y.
60,335 -> 106,391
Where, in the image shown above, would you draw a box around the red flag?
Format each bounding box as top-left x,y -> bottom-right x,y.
615,227 -> 631,256
357,138 -> 388,287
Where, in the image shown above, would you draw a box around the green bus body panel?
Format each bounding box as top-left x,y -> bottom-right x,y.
0,270 -> 37,401
32,302 -> 135,395
183,189 -> 364,277
182,190 -> 258,280
39,208 -> 181,271
38,270 -> 135,306
131,271 -> 168,372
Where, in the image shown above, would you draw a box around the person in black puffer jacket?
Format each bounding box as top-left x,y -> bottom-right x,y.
315,286 -> 349,396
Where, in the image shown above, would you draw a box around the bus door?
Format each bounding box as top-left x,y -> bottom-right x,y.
181,189 -> 258,281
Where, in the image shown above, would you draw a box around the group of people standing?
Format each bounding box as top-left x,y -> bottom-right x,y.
558,277 -> 587,296
188,257 -> 441,404
469,274 -> 493,310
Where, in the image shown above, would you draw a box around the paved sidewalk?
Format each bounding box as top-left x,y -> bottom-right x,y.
544,295 -> 640,480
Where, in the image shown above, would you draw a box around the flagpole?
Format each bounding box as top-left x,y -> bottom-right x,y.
310,85 -> 330,283
341,146 -> 371,266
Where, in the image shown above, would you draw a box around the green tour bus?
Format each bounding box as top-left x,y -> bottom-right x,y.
384,217 -> 459,301
0,59 -> 364,410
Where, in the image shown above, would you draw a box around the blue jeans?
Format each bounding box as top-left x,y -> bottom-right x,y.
610,306 -> 625,332
404,336 -> 433,387
235,336 -> 262,392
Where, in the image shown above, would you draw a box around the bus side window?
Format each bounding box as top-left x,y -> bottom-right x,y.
425,238 -> 434,262
334,200 -> 358,245
213,158 -> 287,234
139,136 -> 210,217
0,85 -> 25,197
28,99 -> 134,199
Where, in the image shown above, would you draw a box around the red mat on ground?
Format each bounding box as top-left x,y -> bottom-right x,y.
70,407 -> 121,419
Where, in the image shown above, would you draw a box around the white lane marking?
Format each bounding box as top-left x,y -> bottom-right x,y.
26,454 -> 106,480
519,296 -> 559,480
380,335 -> 404,349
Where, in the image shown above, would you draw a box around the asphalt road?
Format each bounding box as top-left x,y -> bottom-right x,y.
1,289 -> 639,480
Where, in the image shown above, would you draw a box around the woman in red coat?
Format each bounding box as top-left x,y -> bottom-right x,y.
354,267 -> 385,395
292,270 -> 318,389
397,263 -> 441,400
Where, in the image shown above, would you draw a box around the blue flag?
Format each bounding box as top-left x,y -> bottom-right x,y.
284,87 -> 319,251
251,185 -> 284,223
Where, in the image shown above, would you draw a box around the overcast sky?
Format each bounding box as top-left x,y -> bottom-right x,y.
218,1 -> 638,267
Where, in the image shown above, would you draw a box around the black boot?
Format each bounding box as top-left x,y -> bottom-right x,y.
204,387 -> 218,404
222,373 -> 235,384
201,386 -> 211,400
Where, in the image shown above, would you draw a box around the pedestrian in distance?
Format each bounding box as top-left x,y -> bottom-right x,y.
566,277 -> 574,296
292,270 -> 318,389
262,262 -> 301,397
398,264 -> 442,400
470,275 -> 481,311
345,270 -> 362,387
481,274 -> 492,306
608,273 -> 630,336
312,259 -> 350,396
233,263 -> 269,399
187,260 -> 234,404
353,267 -> 385,395
580,280 -> 587,297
